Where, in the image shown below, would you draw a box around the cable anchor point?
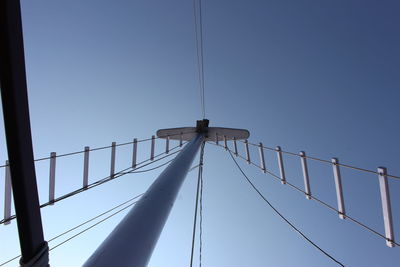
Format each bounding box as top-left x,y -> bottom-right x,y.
196,119 -> 209,135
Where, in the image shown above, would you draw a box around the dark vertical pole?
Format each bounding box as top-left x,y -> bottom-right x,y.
0,0 -> 49,266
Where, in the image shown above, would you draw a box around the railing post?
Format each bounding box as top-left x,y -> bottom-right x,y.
4,161 -> 11,225
223,135 -> 228,150
276,146 -> 286,184
258,143 -> 266,173
150,135 -> 155,161
215,133 -> 219,145
332,158 -> 345,219
245,140 -> 250,164
110,142 -> 116,178
49,152 -> 56,204
378,167 -> 395,247
166,136 -> 170,154
83,147 -> 90,188
132,138 -> 138,168
233,137 -> 238,156
300,151 -> 311,199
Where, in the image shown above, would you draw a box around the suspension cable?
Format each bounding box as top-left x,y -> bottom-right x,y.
0,143 -> 186,225
227,150 -> 345,266
210,141 -> 400,246
190,142 -> 205,267
0,193 -> 143,266
0,131 -> 194,168
193,0 -> 206,119
1,142 -> 201,265
236,139 -> 400,180
199,148 -> 204,267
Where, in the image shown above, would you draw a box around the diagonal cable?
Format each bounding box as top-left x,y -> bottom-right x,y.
237,139 -> 400,180
0,143 -> 185,225
209,141 -> 400,246
0,194 -> 143,266
227,150 -> 345,267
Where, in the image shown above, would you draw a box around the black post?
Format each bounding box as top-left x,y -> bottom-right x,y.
0,0 -> 49,266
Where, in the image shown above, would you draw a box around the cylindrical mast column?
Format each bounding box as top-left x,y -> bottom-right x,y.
84,134 -> 204,267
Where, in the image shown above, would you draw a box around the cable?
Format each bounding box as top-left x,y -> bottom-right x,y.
0,131 -> 195,168
193,0 -> 203,118
0,143 -> 186,225
89,143 -> 183,185
0,255 -> 18,267
236,139 -> 400,180
40,148 -> 180,207
193,0 -> 206,119
0,165 -> 133,225
28,136 -> 155,163
190,142 -> 205,267
189,164 -> 200,172
121,158 -> 174,175
49,202 -> 135,252
125,156 -> 201,175
0,194 -> 143,266
48,144 -> 194,253
227,150 -> 345,267
199,146 -> 204,267
48,194 -> 143,242
122,159 -> 174,175
210,141 -> 400,247
199,0 -> 205,119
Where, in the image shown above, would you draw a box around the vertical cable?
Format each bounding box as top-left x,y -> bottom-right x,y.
199,0 -> 205,119
193,0 -> 206,118
190,142 -> 205,267
199,152 -> 204,267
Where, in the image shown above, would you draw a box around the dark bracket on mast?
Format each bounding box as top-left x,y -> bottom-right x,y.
196,119 -> 209,135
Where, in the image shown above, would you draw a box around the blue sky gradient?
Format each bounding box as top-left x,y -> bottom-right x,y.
1,0 -> 400,266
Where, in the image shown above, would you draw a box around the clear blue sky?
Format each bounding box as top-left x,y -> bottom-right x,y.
1,0 -> 400,266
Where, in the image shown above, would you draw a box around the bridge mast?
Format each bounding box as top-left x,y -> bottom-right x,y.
84,120 -> 249,267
